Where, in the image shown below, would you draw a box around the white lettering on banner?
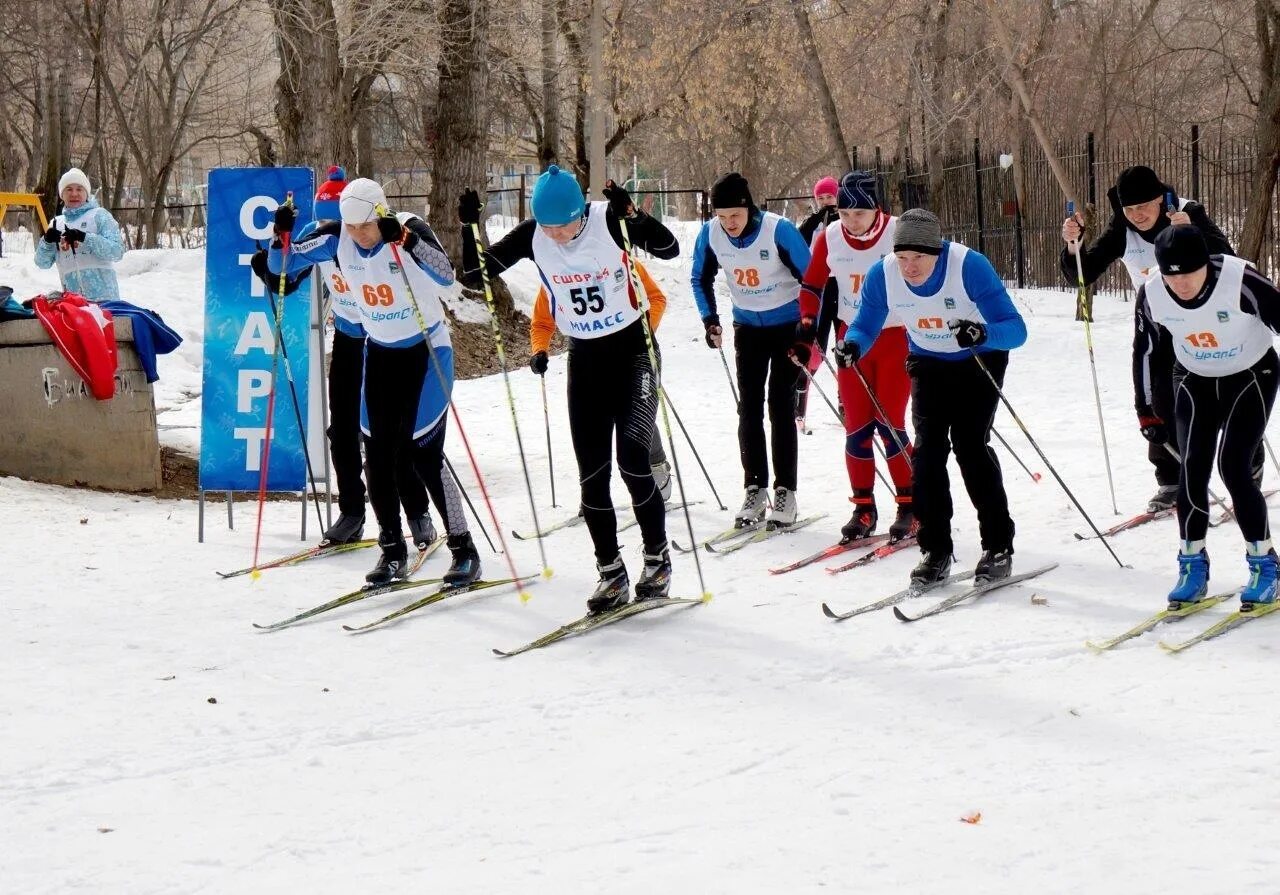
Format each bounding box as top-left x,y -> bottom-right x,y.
234,426 -> 269,472
239,196 -> 277,241
235,311 -> 275,355
238,253 -> 265,298
237,369 -> 272,412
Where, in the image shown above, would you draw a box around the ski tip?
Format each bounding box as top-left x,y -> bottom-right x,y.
251,622 -> 271,630
892,606 -> 911,622
821,603 -> 837,618
492,648 -> 512,658
1156,640 -> 1181,653
1072,533 -> 1086,541
1083,640 -> 1109,652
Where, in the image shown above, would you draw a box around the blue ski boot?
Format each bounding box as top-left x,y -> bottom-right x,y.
1168,548 -> 1209,606
1241,547 -> 1280,609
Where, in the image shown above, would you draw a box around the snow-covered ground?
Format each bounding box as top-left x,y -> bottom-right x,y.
2,225 -> 1279,894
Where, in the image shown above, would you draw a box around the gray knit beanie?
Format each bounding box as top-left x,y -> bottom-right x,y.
894,208 -> 943,256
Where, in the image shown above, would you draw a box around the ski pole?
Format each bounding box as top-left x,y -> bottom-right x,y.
1068,200 -> 1119,514
383,234 -> 535,599
467,221 -> 550,583
718,345 -> 740,409
619,217 -> 711,600
991,426 -> 1042,484
972,353 -> 1127,568
659,386 -> 728,511
540,374 -> 557,508
443,454 -> 497,554
789,354 -> 894,494
250,197 -> 295,579
1160,443 -> 1230,517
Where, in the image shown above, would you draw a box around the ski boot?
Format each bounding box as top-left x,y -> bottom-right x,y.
443,532 -> 481,588
634,546 -> 672,602
974,547 -> 1013,585
910,550 -> 952,586
888,490 -> 917,541
768,487 -> 798,529
321,512 -> 365,546
1146,484 -> 1178,514
1168,547 -> 1210,606
407,515 -> 437,552
366,532 -> 409,586
587,557 -> 630,613
840,489 -> 877,543
735,486 -> 769,528
652,460 -> 673,502
1241,546 -> 1279,609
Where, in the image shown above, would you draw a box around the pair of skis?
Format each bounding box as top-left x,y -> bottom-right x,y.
1087,590 -> 1280,653
217,538 -> 377,578
673,514 -> 827,556
492,595 -> 710,657
821,563 -> 1059,622
1074,488 -> 1280,541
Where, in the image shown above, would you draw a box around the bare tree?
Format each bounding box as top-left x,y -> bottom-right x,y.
1238,0 -> 1280,263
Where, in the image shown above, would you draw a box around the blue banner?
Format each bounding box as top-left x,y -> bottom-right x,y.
200,167 -> 315,491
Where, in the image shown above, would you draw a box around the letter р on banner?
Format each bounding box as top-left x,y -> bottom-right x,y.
199,167 -> 315,492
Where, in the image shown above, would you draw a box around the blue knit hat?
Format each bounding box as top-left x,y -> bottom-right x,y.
837,171 -> 878,210
531,165 -> 585,226
314,165 -> 347,220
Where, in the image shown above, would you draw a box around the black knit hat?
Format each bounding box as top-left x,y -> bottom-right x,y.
1115,165 -> 1166,206
711,172 -> 754,210
837,171 -> 878,210
1155,224 -> 1210,275
893,208 -> 943,256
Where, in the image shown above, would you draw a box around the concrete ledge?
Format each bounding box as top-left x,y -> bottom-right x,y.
0,317 -> 162,492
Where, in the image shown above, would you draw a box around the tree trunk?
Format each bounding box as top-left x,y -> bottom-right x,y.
269,0 -> 352,171
1239,0 -> 1280,268
790,0 -> 849,170
539,0 -> 559,168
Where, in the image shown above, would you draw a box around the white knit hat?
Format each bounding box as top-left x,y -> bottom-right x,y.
58,167 -> 92,197
339,178 -> 388,224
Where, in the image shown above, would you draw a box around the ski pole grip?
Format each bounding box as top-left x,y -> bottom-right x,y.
1165,191 -> 1175,211
1066,200 -> 1075,216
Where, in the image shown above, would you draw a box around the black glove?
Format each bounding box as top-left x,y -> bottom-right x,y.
459,188 -> 483,225
795,317 -> 817,344
377,215 -> 404,244
43,225 -> 62,244
529,351 -> 549,376
703,315 -> 722,349
790,342 -> 812,368
834,339 -> 862,368
273,203 -> 296,236
603,179 -> 634,218
1138,413 -> 1168,445
250,248 -> 271,282
62,227 -> 86,246
950,318 -> 987,349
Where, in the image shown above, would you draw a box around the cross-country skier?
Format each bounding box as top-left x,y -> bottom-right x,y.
34,167 -> 125,302
692,172 -> 812,529
1060,164 -> 1246,514
251,166 -> 433,550
266,178 -> 479,587
797,171 -> 914,544
843,208 -> 1027,585
1134,225 -> 1280,608
794,175 -> 841,426
458,167 -> 680,613
529,259 -> 674,501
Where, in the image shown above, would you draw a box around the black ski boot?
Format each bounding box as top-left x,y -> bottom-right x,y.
407,515 -> 437,551
634,546 -> 672,602
974,548 -> 1013,584
1147,485 -> 1178,514
910,550 -> 952,586
888,491 -> 918,542
443,532 -> 481,587
841,490 -> 877,542
587,557 -> 630,613
366,533 -> 409,586
321,512 -> 365,546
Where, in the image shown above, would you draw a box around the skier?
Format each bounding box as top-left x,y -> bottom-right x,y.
528,259 -> 674,501
34,168 -> 125,302
1060,164 -> 1245,513
458,167 -> 680,613
797,171 -> 914,543
794,175 -> 841,426
266,178 -> 480,587
843,208 -> 1027,585
692,172 -> 812,528
251,166 -> 433,550
1134,225 -> 1280,608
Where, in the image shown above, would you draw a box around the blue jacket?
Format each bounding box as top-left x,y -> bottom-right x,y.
846,241 -> 1027,360
691,211 -> 811,327
97,300 -> 183,382
34,199 -> 125,302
